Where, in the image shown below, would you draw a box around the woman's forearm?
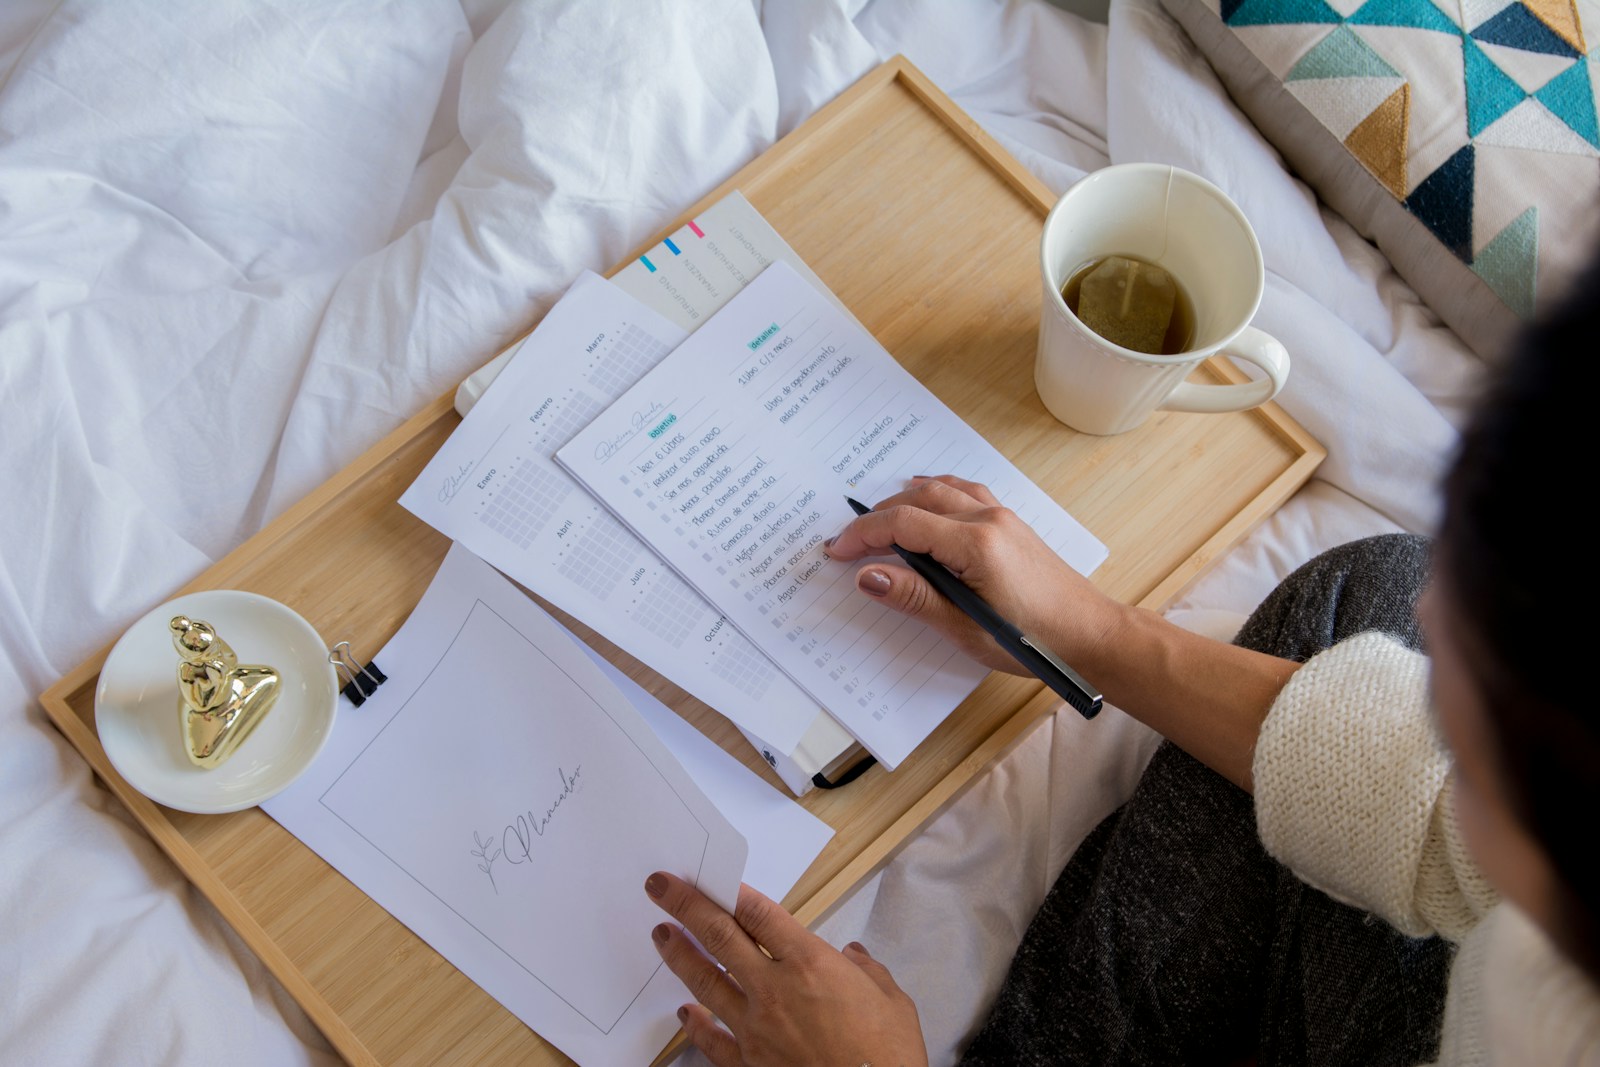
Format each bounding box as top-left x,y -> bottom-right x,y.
1075,606 -> 1300,792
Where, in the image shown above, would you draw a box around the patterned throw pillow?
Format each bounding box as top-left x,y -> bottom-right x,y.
1160,0 -> 1599,359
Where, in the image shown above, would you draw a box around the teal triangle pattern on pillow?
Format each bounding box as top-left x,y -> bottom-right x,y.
1463,36 -> 1530,134
1206,0 -> 1598,322
1473,5 -> 1581,56
1534,58 -> 1600,142
1223,0 -> 1342,25
1405,144 -> 1476,258
1471,205 -> 1539,316
1345,0 -> 1460,34
1287,26 -> 1400,79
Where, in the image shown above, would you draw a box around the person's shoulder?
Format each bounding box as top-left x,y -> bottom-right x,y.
1482,903 -> 1600,1063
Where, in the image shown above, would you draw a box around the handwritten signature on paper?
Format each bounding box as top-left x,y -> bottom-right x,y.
470,765 -> 584,894
592,402 -> 666,461
438,460 -> 478,504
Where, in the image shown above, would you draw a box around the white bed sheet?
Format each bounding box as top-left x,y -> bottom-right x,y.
0,2 -> 1481,1064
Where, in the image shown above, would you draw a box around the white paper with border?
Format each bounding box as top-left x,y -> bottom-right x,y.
263,545 -> 747,1066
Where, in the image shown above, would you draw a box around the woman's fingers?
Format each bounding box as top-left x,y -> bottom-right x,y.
910,473 -> 1002,507
644,879 -> 931,1067
825,503 -> 991,571
854,562 -> 980,641
646,872 -> 768,977
652,923 -> 744,1022
841,941 -> 902,999
862,476 -> 994,522
732,882 -> 814,962
677,1004 -> 743,1067
828,476 -> 1008,572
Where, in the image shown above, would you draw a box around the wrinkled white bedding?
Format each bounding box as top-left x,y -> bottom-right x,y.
0,1 -> 1481,1064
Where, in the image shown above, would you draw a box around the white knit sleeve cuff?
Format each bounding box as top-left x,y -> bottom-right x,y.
1253,631 -> 1477,938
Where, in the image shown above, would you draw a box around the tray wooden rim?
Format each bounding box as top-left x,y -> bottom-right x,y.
38,55 -> 1325,1067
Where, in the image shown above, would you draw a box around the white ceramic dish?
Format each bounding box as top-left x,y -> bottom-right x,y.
96,590 -> 339,814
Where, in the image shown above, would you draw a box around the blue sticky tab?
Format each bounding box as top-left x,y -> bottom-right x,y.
640,255 -> 656,273
664,237 -> 681,255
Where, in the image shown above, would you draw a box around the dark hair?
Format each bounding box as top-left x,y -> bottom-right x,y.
1438,250 -> 1599,979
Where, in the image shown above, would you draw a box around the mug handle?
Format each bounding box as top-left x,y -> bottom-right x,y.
1160,327 -> 1290,414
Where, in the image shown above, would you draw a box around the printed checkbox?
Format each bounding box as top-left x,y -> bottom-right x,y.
744,591 -> 754,601
857,697 -> 868,707
814,658 -> 824,668
633,487 -> 644,497
715,565 -> 726,574
730,579 -> 740,588
675,527 -> 684,535
702,552 -> 713,562
758,605 -> 768,615
619,475 -> 630,485
844,684 -> 854,693
646,501 -> 656,510
787,632 -> 797,641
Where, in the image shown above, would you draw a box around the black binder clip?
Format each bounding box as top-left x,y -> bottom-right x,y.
329,641 -> 387,707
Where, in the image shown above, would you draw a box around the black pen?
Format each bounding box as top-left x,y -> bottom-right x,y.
844,497 -> 1102,719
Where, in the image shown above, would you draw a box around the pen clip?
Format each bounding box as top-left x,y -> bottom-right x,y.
1019,634 -> 1102,719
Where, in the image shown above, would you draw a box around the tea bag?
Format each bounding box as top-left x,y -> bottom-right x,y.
1077,256 -> 1177,355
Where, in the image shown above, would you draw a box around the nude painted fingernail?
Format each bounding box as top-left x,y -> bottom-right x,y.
645,873 -> 667,898
653,923 -> 671,945
677,1006 -> 689,1025
823,536 -> 836,551
859,569 -> 892,596
846,941 -> 870,956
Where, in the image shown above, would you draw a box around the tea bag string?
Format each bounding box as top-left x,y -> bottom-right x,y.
1158,166 -> 1175,264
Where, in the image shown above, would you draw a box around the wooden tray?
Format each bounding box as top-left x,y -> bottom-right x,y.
40,56 -> 1322,1066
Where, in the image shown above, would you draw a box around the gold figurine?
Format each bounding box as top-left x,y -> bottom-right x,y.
171,616 -> 280,769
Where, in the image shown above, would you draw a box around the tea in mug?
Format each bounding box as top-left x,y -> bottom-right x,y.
1062,255 -> 1196,356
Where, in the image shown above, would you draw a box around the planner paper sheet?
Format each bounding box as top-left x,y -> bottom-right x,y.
400,272 -> 819,753
454,191 -> 849,419
610,189 -> 856,331
558,262 -> 1108,768
263,545 -> 760,1067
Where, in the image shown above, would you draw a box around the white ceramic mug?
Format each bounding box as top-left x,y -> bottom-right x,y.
1035,164 -> 1290,436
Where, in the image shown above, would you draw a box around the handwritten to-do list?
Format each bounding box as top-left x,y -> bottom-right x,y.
558,263 -> 1107,768
264,546 -> 747,1066
400,272 -> 821,754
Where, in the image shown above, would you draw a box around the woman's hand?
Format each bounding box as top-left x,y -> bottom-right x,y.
824,475 -> 1128,675
827,474 -> 1298,790
645,871 -> 928,1067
